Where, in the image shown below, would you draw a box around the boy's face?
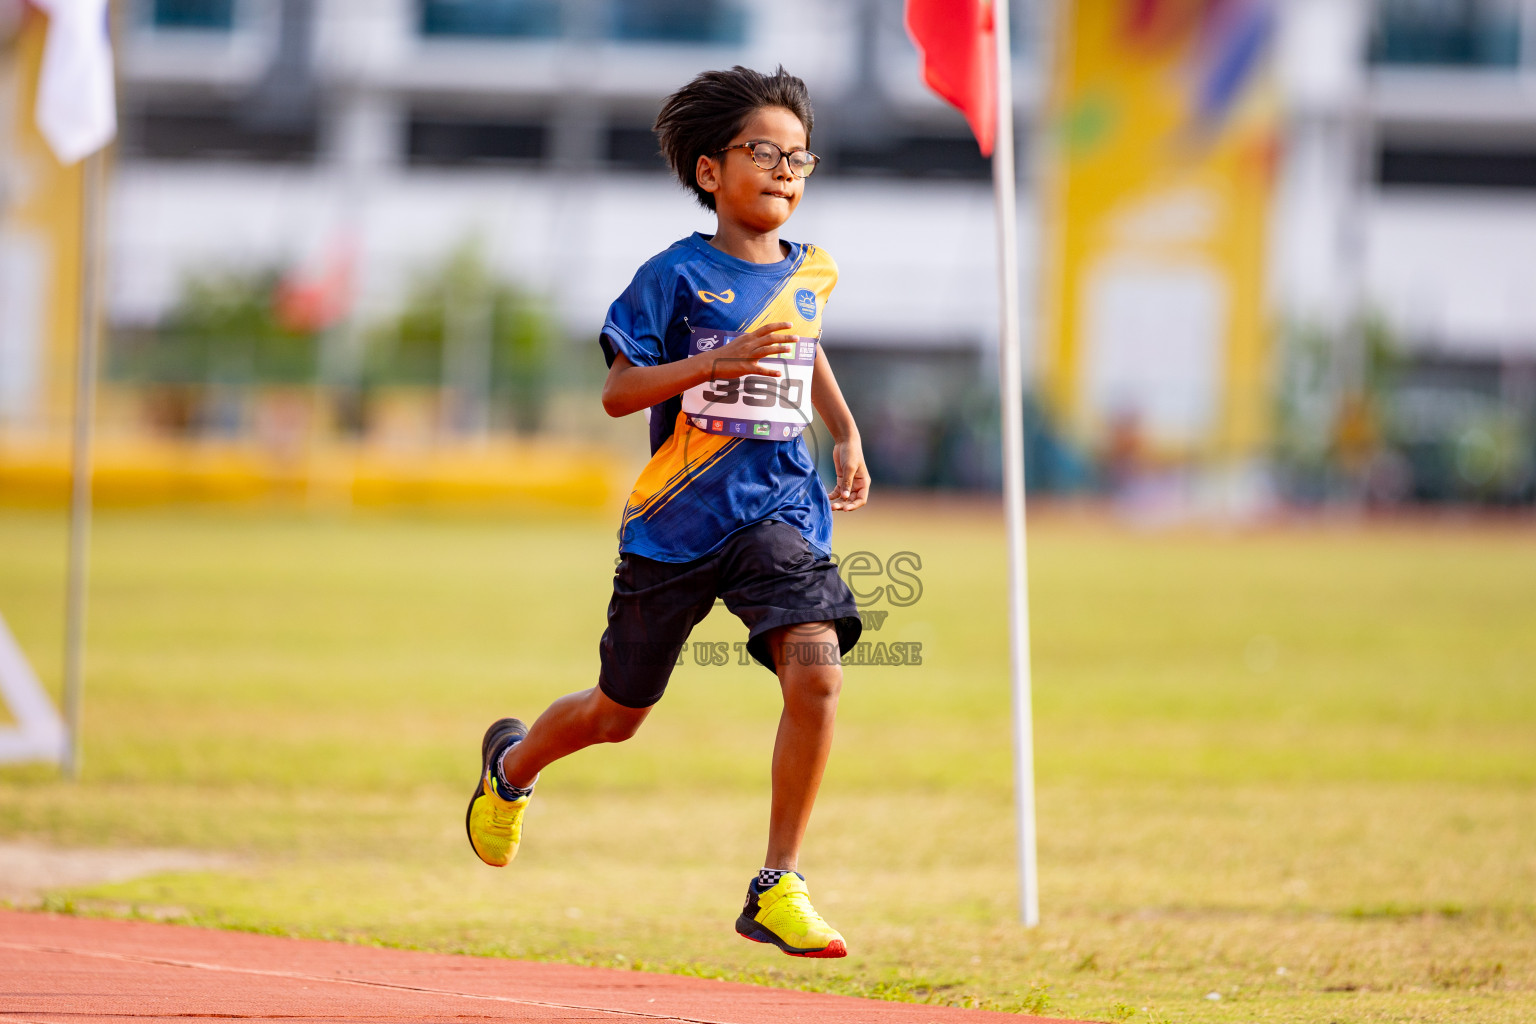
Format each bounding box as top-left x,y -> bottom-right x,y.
698,105 -> 808,234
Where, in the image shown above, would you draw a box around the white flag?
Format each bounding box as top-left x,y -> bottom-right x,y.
32,0 -> 117,165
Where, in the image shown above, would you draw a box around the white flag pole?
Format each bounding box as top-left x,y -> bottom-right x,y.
36,0 -> 118,780
62,148 -> 106,781
990,0 -> 1040,927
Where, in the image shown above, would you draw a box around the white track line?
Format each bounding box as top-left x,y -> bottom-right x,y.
0,940 -> 741,1024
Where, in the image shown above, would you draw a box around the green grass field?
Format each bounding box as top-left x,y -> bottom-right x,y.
1,502 -> 1532,1023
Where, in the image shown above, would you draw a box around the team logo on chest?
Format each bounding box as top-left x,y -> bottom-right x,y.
699,289 -> 735,304
794,288 -> 817,321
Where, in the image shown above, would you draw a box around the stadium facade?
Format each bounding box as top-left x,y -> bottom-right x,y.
5,0 -> 1536,497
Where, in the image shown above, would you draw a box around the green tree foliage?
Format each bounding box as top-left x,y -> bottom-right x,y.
117,268 -> 319,386
367,241 -> 553,434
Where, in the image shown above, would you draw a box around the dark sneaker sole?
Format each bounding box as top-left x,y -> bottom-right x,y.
465,717 -> 528,863
735,915 -> 847,958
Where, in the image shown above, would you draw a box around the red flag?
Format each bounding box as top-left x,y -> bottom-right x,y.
905,0 -> 998,157
274,239 -> 355,334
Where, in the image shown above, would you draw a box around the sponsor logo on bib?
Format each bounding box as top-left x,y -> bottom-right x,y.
694,334 -> 722,350
699,290 -> 735,304
794,289 -> 817,320
753,423 -> 771,436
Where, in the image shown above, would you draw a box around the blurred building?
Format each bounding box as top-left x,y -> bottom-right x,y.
89,0 -> 1048,487
4,0 -> 1536,499
1274,0 -> 1536,502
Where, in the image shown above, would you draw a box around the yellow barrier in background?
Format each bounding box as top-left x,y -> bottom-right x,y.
0,437 -> 621,509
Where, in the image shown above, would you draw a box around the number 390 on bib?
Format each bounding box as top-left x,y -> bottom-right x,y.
681,327 -> 817,440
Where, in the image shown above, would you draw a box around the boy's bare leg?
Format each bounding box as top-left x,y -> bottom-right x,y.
763,621 -> 843,870
500,686 -> 650,789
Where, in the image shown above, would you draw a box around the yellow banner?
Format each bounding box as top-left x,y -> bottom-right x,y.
1040,0 -> 1279,460
1,10 -> 85,443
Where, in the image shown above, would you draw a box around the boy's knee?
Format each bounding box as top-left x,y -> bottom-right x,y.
774,632 -> 842,672
785,663 -> 842,705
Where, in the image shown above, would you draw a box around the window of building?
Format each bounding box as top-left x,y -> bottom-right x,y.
124,101 -> 317,162
418,0 -> 561,39
407,114 -> 548,166
415,0 -> 746,44
142,0 -> 236,30
608,0 -> 746,45
1368,0 -> 1524,68
835,135 -> 994,181
604,124 -> 665,171
1378,144 -> 1536,189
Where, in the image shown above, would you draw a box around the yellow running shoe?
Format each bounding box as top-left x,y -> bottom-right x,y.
735,872 -> 847,958
465,718 -> 532,867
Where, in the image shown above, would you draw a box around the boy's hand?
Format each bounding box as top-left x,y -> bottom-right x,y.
705,322 -> 797,379
830,437 -> 870,511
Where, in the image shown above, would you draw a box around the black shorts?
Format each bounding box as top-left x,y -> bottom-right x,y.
597,519 -> 863,709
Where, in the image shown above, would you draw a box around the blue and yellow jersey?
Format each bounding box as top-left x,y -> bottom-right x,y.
600,232 -> 838,563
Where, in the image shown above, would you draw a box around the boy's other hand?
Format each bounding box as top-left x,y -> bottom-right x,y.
708,322 -> 796,379
830,438 -> 870,512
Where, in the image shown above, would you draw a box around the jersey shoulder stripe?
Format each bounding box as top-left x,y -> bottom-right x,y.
733,247 -> 808,331
745,245 -> 838,332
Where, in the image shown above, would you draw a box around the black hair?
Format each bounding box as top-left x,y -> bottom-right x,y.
654,65 -> 814,212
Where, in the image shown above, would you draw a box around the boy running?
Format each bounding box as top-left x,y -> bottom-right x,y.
466,66 -> 869,959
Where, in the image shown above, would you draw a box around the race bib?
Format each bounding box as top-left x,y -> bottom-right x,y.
680,327 -> 817,440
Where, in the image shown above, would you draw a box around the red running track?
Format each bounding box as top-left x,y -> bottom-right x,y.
0,910 -> 1091,1023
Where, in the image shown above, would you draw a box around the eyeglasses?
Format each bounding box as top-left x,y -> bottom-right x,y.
714,140 -> 820,178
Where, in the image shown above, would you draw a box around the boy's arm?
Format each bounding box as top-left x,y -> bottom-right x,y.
601,352 -> 709,418
811,347 -> 870,512
601,322 -> 798,418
